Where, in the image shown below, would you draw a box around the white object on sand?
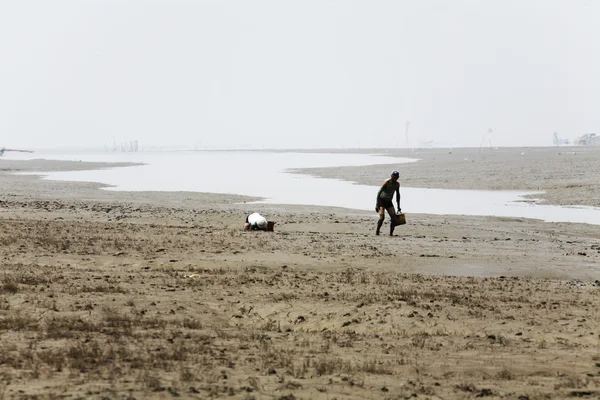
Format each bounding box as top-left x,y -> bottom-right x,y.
248,212 -> 268,228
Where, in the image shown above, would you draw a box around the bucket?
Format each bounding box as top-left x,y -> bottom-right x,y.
267,221 -> 276,231
395,213 -> 406,226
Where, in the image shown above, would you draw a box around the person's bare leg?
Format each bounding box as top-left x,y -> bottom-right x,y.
376,207 -> 385,235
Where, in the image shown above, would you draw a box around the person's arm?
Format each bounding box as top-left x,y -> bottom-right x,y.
375,182 -> 385,211
396,184 -> 401,212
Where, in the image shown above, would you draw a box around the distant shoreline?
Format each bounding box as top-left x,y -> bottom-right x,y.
1,146 -> 599,210
16,144 -> 597,154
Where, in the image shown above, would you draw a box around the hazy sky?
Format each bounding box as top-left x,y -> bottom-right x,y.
1,1 -> 598,149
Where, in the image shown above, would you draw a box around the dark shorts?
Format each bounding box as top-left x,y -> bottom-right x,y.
377,199 -> 394,210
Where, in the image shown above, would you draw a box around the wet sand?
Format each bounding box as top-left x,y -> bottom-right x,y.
0,147 -> 599,399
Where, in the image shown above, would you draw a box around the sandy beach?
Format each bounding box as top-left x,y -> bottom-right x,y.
1,146 -> 599,399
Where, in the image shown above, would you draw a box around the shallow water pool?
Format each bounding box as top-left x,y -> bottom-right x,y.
8,150 -> 600,225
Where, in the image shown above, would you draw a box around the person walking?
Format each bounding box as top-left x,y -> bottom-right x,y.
375,170 -> 402,236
